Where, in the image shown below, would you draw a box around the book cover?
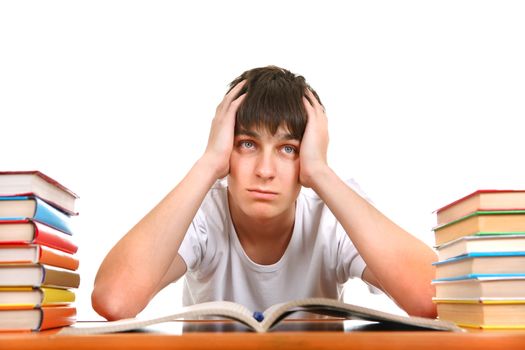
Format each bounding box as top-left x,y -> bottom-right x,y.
58,298 -> 464,334
433,276 -> 525,300
433,210 -> 525,246
0,306 -> 76,331
0,219 -> 78,254
434,273 -> 525,282
435,190 -> 525,226
0,171 -> 78,215
436,234 -> 525,261
433,252 -> 525,279
0,244 -> 79,271
434,299 -> 525,329
0,196 -> 73,235
0,287 -> 75,309
0,264 -> 80,289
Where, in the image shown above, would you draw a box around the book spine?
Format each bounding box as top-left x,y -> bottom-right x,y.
33,221 -> 78,254
42,266 -> 80,289
33,197 -> 72,235
38,245 -> 79,271
41,287 -> 76,305
38,306 -> 77,331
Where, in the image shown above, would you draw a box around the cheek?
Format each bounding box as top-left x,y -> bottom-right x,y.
280,165 -> 301,205
282,159 -> 300,182
229,154 -> 253,180
276,160 -> 301,197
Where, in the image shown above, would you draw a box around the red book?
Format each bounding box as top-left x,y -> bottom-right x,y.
0,219 -> 77,254
435,190 -> 525,226
0,171 -> 78,215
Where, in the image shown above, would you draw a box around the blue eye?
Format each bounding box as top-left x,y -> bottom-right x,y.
241,141 -> 254,149
283,145 -> 296,154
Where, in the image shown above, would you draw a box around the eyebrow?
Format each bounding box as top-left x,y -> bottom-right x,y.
235,129 -> 299,142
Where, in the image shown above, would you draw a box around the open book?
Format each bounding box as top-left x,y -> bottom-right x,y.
59,298 -> 464,334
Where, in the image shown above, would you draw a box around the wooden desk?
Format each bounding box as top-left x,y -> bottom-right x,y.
1,320 -> 524,350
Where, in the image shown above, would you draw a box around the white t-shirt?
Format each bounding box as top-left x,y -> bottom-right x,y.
178,179 -> 370,312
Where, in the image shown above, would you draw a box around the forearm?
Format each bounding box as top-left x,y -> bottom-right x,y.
92,81 -> 246,320
310,167 -> 437,317
92,156 -> 219,317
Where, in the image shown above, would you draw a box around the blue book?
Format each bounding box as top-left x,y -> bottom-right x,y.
0,196 -> 72,235
433,273 -> 525,282
433,252 -> 525,265
433,252 -> 525,281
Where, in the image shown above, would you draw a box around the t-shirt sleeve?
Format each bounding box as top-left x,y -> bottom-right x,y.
178,209 -> 208,272
336,224 -> 383,294
337,178 -> 383,294
348,251 -> 367,279
335,224 -> 366,281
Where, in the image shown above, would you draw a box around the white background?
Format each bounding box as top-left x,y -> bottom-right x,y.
1,1 -> 524,321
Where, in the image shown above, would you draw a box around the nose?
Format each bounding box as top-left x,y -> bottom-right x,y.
255,150 -> 276,180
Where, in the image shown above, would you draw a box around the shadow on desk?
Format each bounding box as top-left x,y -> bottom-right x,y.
128,319 -> 428,333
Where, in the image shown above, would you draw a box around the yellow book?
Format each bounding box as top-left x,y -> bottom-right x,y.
0,287 -> 75,309
435,299 -> 525,329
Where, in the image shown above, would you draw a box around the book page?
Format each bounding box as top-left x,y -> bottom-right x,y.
261,298 -> 464,332
59,298 -> 464,334
59,301 -> 262,335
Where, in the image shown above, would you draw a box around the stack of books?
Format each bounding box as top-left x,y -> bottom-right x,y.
432,190 -> 525,329
0,171 -> 79,331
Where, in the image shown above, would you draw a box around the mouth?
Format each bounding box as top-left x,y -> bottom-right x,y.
247,189 -> 279,200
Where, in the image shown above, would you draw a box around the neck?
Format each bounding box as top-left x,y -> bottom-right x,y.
228,195 -> 296,265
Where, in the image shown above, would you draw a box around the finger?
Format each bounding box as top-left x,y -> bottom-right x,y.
303,95 -> 316,117
227,93 -> 246,114
216,80 -> 246,115
224,80 -> 247,104
305,89 -> 325,114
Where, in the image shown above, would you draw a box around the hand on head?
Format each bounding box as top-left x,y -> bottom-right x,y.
203,80 -> 246,179
299,88 -> 329,188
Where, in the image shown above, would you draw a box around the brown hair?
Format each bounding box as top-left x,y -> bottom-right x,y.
228,66 -> 322,140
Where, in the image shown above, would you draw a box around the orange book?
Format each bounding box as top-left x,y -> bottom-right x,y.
0,244 -> 79,271
0,306 -> 76,331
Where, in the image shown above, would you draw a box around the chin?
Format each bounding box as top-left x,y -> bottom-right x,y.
243,203 -> 283,221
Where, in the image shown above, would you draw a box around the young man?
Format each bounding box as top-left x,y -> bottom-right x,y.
92,66 -> 438,321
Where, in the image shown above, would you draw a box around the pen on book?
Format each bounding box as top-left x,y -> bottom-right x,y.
253,311 -> 264,322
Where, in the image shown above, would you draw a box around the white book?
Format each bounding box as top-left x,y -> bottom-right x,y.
59,298 -> 464,334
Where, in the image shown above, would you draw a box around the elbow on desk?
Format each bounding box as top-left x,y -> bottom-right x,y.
406,298 -> 438,319
91,284 -> 145,321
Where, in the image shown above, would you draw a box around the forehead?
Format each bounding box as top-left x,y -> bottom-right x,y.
235,126 -> 299,141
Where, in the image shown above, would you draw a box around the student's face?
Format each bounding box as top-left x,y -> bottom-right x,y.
227,126 -> 301,221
